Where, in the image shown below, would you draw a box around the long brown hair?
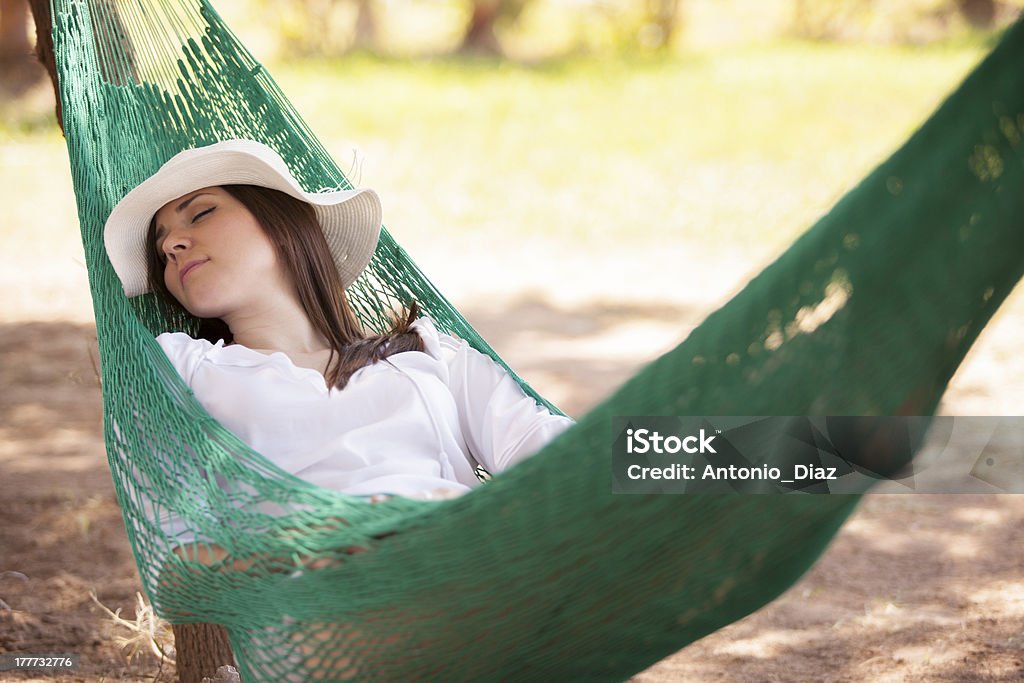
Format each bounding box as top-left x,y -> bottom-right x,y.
146,184 -> 424,389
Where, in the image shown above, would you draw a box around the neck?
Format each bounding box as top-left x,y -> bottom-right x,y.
223,294 -> 329,354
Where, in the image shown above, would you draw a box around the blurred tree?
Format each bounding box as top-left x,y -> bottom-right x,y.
791,0 -> 867,41
791,0 -> 1018,42
572,0 -> 683,55
458,0 -> 528,56
2,0 -> 47,96
1,0 -> 32,65
353,0 -> 377,50
272,0 -> 378,56
639,0 -> 681,51
956,0 -> 996,27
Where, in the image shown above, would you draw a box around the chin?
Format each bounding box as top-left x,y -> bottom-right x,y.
179,299 -> 227,321
172,286 -> 226,318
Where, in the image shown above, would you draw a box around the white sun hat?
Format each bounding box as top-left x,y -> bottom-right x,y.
103,139 -> 383,297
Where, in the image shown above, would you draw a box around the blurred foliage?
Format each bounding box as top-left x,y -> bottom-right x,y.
253,41 -> 990,249
208,0 -> 1024,59
0,29 -> 994,285
458,0 -> 531,55
4,0 -> 1021,64
789,0 -> 1023,43
263,0 -> 376,56
2,0 -> 1019,133
532,0 -> 684,54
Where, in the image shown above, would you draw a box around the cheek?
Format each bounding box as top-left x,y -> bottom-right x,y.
245,238 -> 287,279
163,266 -> 183,300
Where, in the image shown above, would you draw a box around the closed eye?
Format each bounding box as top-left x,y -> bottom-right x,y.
192,207 -> 215,223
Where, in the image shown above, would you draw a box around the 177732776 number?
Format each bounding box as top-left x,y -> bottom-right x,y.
0,654 -> 80,671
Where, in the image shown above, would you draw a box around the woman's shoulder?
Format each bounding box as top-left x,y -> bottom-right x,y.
408,316 -> 468,361
156,331 -> 221,354
154,332 -> 230,378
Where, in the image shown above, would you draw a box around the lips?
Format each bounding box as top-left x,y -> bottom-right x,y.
179,259 -> 208,286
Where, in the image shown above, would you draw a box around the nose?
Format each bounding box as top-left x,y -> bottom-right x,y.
162,225 -> 194,258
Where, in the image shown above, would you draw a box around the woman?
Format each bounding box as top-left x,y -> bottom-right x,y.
103,139 -> 573,511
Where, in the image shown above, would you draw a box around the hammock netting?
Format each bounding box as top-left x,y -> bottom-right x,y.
50,0 -> 1024,678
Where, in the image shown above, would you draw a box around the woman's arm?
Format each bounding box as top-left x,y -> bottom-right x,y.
435,325 -> 575,473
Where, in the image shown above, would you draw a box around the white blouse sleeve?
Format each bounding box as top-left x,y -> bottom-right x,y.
414,318 -> 575,474
155,332 -> 215,386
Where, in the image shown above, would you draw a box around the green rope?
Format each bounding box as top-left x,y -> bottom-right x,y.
51,0 -> 1024,677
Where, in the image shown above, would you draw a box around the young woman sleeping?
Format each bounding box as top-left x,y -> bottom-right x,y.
103,139 -> 574,571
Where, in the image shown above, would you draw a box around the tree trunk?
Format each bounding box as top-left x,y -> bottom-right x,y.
353,0 -> 376,50
172,622 -> 239,683
459,0 -> 503,56
25,0 -> 61,128
956,0 -> 997,28
3,0 -> 44,95
644,0 -> 680,50
1,0 -> 32,62
27,2 -> 239,680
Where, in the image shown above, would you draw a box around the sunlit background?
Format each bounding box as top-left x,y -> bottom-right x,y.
3,1 -> 1024,679
3,0 -> 1022,413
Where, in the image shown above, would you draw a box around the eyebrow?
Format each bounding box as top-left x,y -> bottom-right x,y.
153,192 -> 213,245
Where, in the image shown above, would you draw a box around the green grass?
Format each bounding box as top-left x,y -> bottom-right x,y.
0,39 -> 990,259
268,41 -> 987,250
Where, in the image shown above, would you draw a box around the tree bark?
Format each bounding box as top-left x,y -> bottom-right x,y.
27,2 -> 239,680
26,0 -> 62,128
956,0 -> 997,28
1,0 -> 32,62
353,0 -> 376,50
173,622 -> 239,683
1,0 -> 45,95
458,0 -> 503,55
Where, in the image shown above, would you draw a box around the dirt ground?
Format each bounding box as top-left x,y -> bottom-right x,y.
1,237 -> 1023,682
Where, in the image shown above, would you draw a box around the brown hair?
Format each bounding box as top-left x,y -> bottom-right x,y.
146,184 -> 424,389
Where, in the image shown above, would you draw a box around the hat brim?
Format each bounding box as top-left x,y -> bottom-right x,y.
104,140 -> 382,297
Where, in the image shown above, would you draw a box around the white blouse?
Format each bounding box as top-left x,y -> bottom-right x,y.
156,318 -> 573,501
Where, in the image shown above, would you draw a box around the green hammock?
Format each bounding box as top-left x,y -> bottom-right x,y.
50,0 -> 1023,677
